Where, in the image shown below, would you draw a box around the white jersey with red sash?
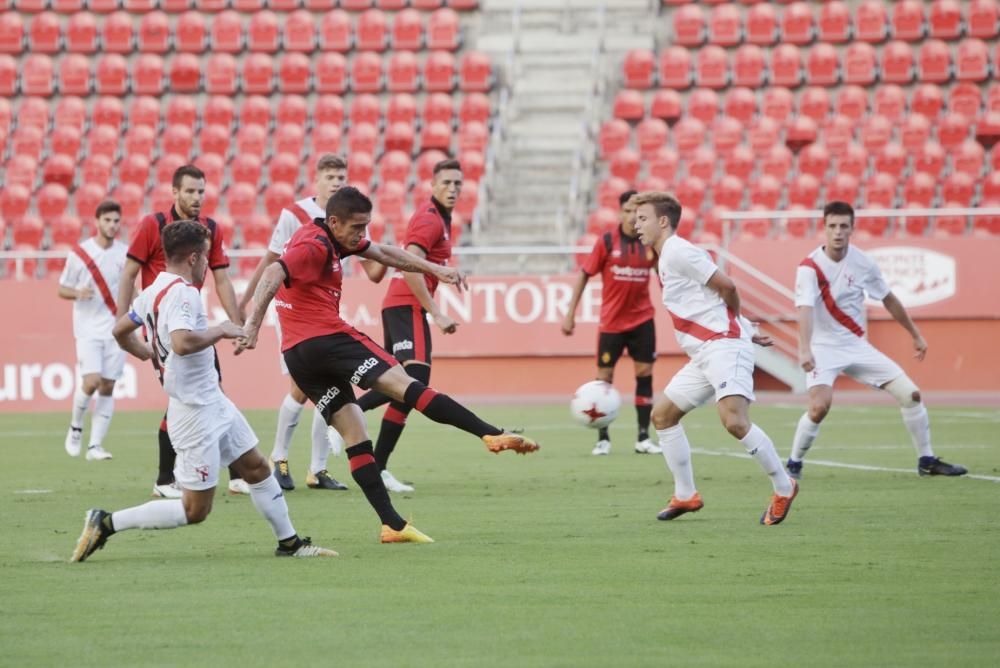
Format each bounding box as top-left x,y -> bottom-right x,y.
268,197 -> 326,256
59,238 -> 127,340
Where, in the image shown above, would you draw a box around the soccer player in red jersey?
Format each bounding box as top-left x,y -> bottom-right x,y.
563,191 -> 661,456
116,165 -> 247,499
353,158 -> 463,493
237,187 -> 539,544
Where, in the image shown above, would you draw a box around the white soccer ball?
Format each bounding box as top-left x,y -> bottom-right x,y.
570,380 -> 622,429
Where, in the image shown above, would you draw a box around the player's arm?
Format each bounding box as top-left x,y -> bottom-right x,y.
116,257 -> 142,317
359,257 -> 388,283
561,271 -> 591,336
361,243 -> 468,292
706,270 -> 741,314
112,312 -> 152,361
796,306 -> 816,372
58,285 -> 94,300
235,262 -> 287,355
239,250 -> 281,313
882,291 -> 927,360
400,243 -> 456,334
171,321 -> 245,356
212,267 -> 243,326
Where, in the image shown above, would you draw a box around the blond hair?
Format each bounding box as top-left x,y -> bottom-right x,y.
633,191 -> 682,229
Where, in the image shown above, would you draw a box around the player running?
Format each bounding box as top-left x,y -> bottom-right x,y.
787,201 -> 967,479
632,191 -> 798,525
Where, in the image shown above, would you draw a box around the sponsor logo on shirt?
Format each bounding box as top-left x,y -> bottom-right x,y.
610,266 -> 651,281
392,340 -> 414,354
315,385 -> 341,413
350,357 -> 379,384
274,298 -> 293,310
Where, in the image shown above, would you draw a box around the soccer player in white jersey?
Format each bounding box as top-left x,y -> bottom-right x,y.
241,154 -> 387,492
58,201 -> 128,461
632,192 -> 799,525
787,201 -> 967,479
71,221 -> 336,562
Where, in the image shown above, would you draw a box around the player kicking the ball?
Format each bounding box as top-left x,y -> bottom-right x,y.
786,201 -> 967,479
632,192 -> 798,525
71,221 -> 336,562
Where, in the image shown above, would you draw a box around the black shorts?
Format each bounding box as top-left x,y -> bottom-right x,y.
597,318 -> 656,368
283,330 -> 398,421
381,305 -> 432,364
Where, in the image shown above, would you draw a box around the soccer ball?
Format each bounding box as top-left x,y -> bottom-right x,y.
570,381 -> 622,429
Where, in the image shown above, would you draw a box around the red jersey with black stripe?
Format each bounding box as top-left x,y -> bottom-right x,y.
276,220 -> 372,351
382,198 -> 452,309
580,226 -> 657,333
126,207 -> 230,290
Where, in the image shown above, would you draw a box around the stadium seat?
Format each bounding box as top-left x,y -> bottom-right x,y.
419,120 -> 451,152
138,10 -> 169,53
912,83 -> 944,118
415,149 -> 447,181
674,117 -> 706,155
598,118 -> 630,158
210,10 -> 243,53
87,124 -> 119,160
348,151 -> 374,187
351,51 -> 383,93
66,12 -> 97,53
243,53 -> 275,95
826,173 -> 859,204
799,87 -> 831,123
240,214 -> 271,247
55,96 -> 87,130
880,40 -> 915,84
952,138 -> 985,176
421,91 -> 452,126
938,112 -> 970,150
634,118 -> 668,158
949,83 -> 983,119
918,40 -> 951,84
929,0 -> 962,39
428,8 -> 460,51
0,184 -> 31,220
378,150 -> 412,185
855,0 -> 889,43
28,11 -> 60,54
387,51 -> 419,93
42,153 -> 75,189
315,94 -> 345,126
248,11 -> 279,53
708,3 -> 741,47
0,13 -> 24,54
586,208 -> 617,235
174,12 -> 207,53
612,89 -> 644,121
165,95 -> 197,129
942,171 -> 975,205
834,85 -> 868,121
226,182 -> 258,218
723,144 -> 754,181
319,10 -> 351,52
12,127 -> 45,164
839,147 -> 867,180
957,39 -> 990,82
673,4 -> 705,47
278,52 -> 311,94
275,96 -> 308,129
19,96 -> 50,130
635,175 -> 669,194
891,0 -> 926,41
124,0 -> 158,11
712,175 -> 744,210
697,45 -> 729,89
650,89 -> 682,125
973,199 -> 1000,235
659,46 -> 692,90
798,141 -> 830,179
0,54 -> 14,96
675,176 -> 707,211
230,153 -> 263,186
459,93 -> 490,125
805,42 -> 839,86
81,154 -> 113,188
284,9 -> 315,52
50,124 -> 82,159
900,113 -> 931,152
458,149 -> 484,182
118,153 -> 150,190
874,85 -> 907,120
72,182 -> 105,219
687,146 -> 716,182
50,216 -> 83,246
977,110 -> 1000,149
4,154 -> 36,192
22,53 -> 54,96
161,124 -> 193,157
818,1 -> 851,43
915,140 -> 946,176
904,171 -> 936,206
349,93 -> 381,127
843,42 -> 877,86
598,177 -> 629,210
982,171 -> 1000,201
12,216 -> 45,250
315,53 -> 347,94
101,11 -> 133,53
933,205 -> 968,236
761,144 -> 793,181
268,153 -> 300,187
650,146 -> 681,182
168,53 -> 201,93
732,44 -> 765,88
781,1 -> 814,45
199,123 -> 230,157
969,0 -> 1000,39
93,53 -> 127,96
239,96 -> 271,129
236,124 -> 268,157
749,174 -> 781,209
748,116 -> 779,152
389,8 -> 422,51
349,122 -> 379,155
762,87 -> 794,122
124,123 -> 156,158
723,87 -> 756,123
786,115 -> 818,152
58,54 -> 90,96
687,88 -> 719,125
623,49 -> 655,89
459,51 -> 491,92
203,53 -> 236,95
274,123 -> 305,156
357,9 -> 388,52
874,141 -> 907,179
862,114 -> 893,152
131,53 -> 164,95
458,121 -> 488,153
111,182 -> 144,223
746,3 -> 777,45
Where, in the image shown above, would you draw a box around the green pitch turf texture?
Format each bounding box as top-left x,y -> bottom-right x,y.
2,404 -> 998,667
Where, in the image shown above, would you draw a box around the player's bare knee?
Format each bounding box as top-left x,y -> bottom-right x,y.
289,384 -> 308,404
911,390 -> 921,404
81,377 -> 100,395
240,461 -> 271,485
808,402 -> 830,423
183,499 -> 212,524
652,398 -> 682,430
98,379 -> 115,395
884,375 -> 921,408
723,415 -> 751,439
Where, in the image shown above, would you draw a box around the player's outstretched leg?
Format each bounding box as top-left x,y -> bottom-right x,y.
344,440 -> 432,543
884,376 -> 968,477
651,396 -> 702,520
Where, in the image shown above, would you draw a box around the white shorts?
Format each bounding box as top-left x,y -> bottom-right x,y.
167,396 -> 258,491
664,337 -> 756,412
807,339 -> 904,389
76,337 -> 126,380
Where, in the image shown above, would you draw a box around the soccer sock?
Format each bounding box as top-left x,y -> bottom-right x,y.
89,395 -> 114,448
657,425 -> 697,500
374,403 -> 410,470
249,476 -> 296,541
71,387 -> 91,430
111,500 -> 188,531
635,375 -> 653,441
901,403 -> 934,459
403,381 -> 502,439
157,419 -> 175,486
328,424 -> 345,457
310,409 -> 331,474
357,389 -> 392,412
790,413 -> 821,462
347,441 -> 406,530
272,394 -> 304,462
597,426 -> 610,442
741,424 -> 793,496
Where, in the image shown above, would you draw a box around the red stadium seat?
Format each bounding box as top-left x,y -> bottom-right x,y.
165,95 -> 196,129
674,117 -> 706,155
226,183 -> 258,218
93,53 -> 128,96
268,153 -> 300,187
458,149 -> 484,182
933,205 -> 968,236
50,216 -> 83,246
918,40 -> 951,84
843,42 -> 877,86
199,123 -> 230,157
826,173 -> 859,204
650,89 -> 682,125
248,11 -> 279,53
42,153 -> 75,188
243,53 -> 274,95
900,113 -> 931,152
874,141 -> 907,179
29,11 -> 60,54
915,140 -> 946,176
349,93 -> 380,127
55,96 -> 87,130
58,53 -> 91,96
708,3 -> 741,47
673,4 -> 705,47
153,154 -> 185,187
236,124 -> 268,157
138,10 -> 170,53
929,0 -> 962,39
204,53 -> 236,95
957,39 -> 990,82
713,175 -> 744,210
746,3 -> 777,45
636,176 -> 668,194
855,0 -> 889,43
81,154 -> 112,188
0,54 -> 14,96
231,153 -> 263,186
938,112 -> 970,150
786,115 -> 818,152
623,49 -> 655,89
799,87 -> 830,123
50,124 -> 82,159
969,0 -> 1000,39
659,46 -> 692,90
687,89 -> 718,125
349,122 -> 378,155
387,51 -> 419,93
835,85 -> 868,120
952,139 -> 985,176
862,114 -> 893,152
131,53 -> 164,95
239,95 -> 271,128
459,50 -> 491,92
612,89 -> 644,121
761,144 -> 793,180
422,91 -> 452,125
586,208 -> 617,235
749,175 -> 781,209
161,124 -> 193,157
874,84 -> 907,120
977,110 -> 1000,149
982,171 -> 1000,201
911,83 -> 944,118
609,149 -> 641,182
688,146 -> 717,182
273,123 -> 304,157
315,94 -> 345,126
168,53 -> 200,93
798,142 -> 830,179
19,96 -> 49,130
275,96 -> 308,129
419,120 -> 451,152
732,44 -> 765,88
428,8 -> 460,51
348,152 -> 374,187
12,216 -> 45,249
748,116 -> 779,152
382,94 -> 417,130
650,146 -> 681,182
101,11 -> 133,54
66,12 -> 97,53
819,1 -> 851,43
723,87 -> 756,123
0,13 -> 24,54
278,52 -> 311,94
378,150 -> 412,185
124,123 -> 156,157
0,184 -> 31,220
458,121 -> 488,153
903,172 -> 935,206
696,45 -> 728,89
357,9 -> 388,52
112,182 -> 144,223
124,0 -> 158,11
13,127 -> 45,164
598,118 -> 629,158
118,153 -> 151,189
351,51 -> 383,94
833,134 -> 865,175
676,176 -> 707,211
210,10 -> 243,53
87,124 -> 119,160
22,54 -> 54,96
878,40 -> 914,84
762,87 -> 794,122
892,0 -> 926,41
319,10 -> 351,52
806,42 -> 839,86
415,149 -> 447,181
284,10 -> 315,52
5,155 -> 36,192
942,171 -> 975,204
390,8 -> 422,51
459,93 -> 490,125
949,83 -> 982,119
781,1 -> 814,45
174,11 -> 207,53
636,117 -> 669,158
315,53 -> 347,94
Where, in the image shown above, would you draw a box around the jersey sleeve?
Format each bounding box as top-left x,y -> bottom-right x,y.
403,213 -> 441,255
863,261 -> 891,301
672,242 -> 718,285
126,216 -> 157,264
579,236 -> 607,276
279,237 -> 328,286
58,251 -> 83,288
267,211 -> 297,255
794,265 -> 820,307
163,286 -> 200,334
207,220 -> 230,270
128,287 -> 150,326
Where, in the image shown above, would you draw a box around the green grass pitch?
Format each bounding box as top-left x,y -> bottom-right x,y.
2,404 -> 998,667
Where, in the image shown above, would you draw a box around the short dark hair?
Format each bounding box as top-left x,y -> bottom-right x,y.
172,165 -> 206,189
432,158 -> 462,176
633,191 -> 683,230
326,186 -> 373,222
95,200 -> 121,219
618,190 -> 638,208
162,220 -> 210,262
316,153 -> 347,172
823,201 -> 855,224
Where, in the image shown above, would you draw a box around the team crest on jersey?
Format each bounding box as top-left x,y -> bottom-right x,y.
611,250 -> 621,258
601,352 -> 611,364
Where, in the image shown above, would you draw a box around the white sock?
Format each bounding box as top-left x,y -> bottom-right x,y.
71,387 -> 91,430
111,500 -> 188,531
901,403 -> 934,458
310,409 -> 331,473
249,475 -> 296,541
272,394 -> 305,462
89,395 -> 114,447
328,426 -> 345,458
741,424 -> 793,496
657,425 -> 697,500
790,413 -> 821,462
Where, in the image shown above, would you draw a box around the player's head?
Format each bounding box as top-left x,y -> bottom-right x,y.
822,200 -> 855,252
94,200 -> 122,241
632,191 -> 682,248
326,186 -> 373,251
618,189 -> 639,234
162,220 -> 211,284
171,165 -> 206,219
431,159 -> 463,211
314,154 -> 348,207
